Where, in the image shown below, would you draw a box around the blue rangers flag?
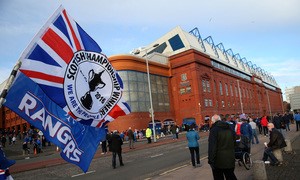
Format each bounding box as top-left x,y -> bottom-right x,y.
3,6 -> 130,172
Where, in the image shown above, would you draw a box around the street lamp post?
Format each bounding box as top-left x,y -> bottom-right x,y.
134,44 -> 159,142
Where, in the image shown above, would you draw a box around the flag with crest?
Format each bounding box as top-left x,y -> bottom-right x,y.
3,6 -> 130,172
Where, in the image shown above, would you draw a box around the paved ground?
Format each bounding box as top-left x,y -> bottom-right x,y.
2,124 -> 300,179
150,126 -> 300,180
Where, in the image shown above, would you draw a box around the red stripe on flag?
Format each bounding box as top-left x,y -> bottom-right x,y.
62,9 -> 82,51
96,119 -> 105,128
68,111 -> 77,119
20,69 -> 64,84
42,28 -> 73,64
108,105 -> 126,119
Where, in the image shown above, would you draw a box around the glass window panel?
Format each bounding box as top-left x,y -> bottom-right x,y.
144,93 -> 150,102
129,102 -> 138,112
130,91 -> 138,101
157,84 -> 163,93
158,94 -> 164,103
163,85 -> 169,94
138,82 -> 145,92
137,72 -> 145,82
122,91 -> 130,102
128,71 -> 137,81
138,92 -> 146,101
204,99 -> 208,107
207,81 -> 211,92
156,76 -> 162,84
129,82 -> 138,91
202,80 -> 206,92
118,71 -> 128,80
138,101 -> 147,112
209,100 -> 213,106
162,77 -> 168,84
152,93 -> 158,103
144,83 -> 149,92
151,83 -> 157,93
219,82 -> 223,95
123,80 -> 129,91
164,94 -> 170,103
143,73 -> 148,82
150,75 -> 156,82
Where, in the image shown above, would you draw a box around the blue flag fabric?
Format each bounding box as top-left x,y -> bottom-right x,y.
4,72 -> 106,172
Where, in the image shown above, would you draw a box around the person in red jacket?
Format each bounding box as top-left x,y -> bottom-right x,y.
261,116 -> 269,136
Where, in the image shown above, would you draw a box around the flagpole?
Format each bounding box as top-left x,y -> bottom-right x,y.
0,61 -> 22,108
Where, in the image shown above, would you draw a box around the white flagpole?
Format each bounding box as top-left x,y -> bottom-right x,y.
0,61 -> 22,108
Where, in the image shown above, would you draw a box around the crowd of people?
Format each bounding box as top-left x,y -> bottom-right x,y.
1,111 -> 299,178
205,111 -> 298,179
0,127 -> 52,157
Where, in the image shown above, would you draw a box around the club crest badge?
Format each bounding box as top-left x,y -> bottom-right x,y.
64,51 -> 122,120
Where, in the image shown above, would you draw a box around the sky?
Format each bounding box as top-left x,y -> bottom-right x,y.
0,0 -> 299,100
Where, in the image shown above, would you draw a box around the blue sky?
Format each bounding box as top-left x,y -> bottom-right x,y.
0,0 -> 299,100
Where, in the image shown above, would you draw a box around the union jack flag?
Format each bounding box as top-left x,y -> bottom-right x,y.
18,6 -> 130,127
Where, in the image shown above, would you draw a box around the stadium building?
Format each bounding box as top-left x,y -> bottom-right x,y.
108,26 -> 283,131
1,26 -> 283,133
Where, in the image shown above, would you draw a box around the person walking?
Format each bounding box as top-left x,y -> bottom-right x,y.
208,114 -> 237,180
186,124 -> 201,168
283,112 -> 291,131
294,111 -> 300,131
262,123 -> 286,166
127,127 -> 135,149
146,127 -> 152,144
107,130 -> 124,169
171,124 -> 178,140
261,115 -> 269,136
255,116 -> 262,134
240,118 -> 252,153
249,118 -> 259,144
101,133 -> 108,155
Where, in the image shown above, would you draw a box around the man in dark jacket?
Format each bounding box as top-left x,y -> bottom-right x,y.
108,130 -> 124,169
208,114 -> 237,180
262,123 -> 286,166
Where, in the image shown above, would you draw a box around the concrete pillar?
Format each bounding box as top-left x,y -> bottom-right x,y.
273,149 -> 283,162
284,139 -> 293,152
252,160 -> 267,180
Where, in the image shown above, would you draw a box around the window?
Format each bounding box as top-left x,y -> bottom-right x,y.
221,100 -> 225,108
235,86 -> 238,97
169,34 -> 185,51
207,81 -> 211,92
225,83 -> 228,96
202,80 -> 206,92
209,99 -> 213,106
219,82 -> 223,95
214,81 -> 217,94
202,79 -> 211,93
119,70 -> 170,112
230,84 -> 233,96
204,99 -> 209,107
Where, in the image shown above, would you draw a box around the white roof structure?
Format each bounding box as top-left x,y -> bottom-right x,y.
132,26 -> 279,89
0,80 -> 7,95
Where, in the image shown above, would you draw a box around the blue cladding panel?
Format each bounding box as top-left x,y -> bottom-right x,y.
169,34 -> 184,51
